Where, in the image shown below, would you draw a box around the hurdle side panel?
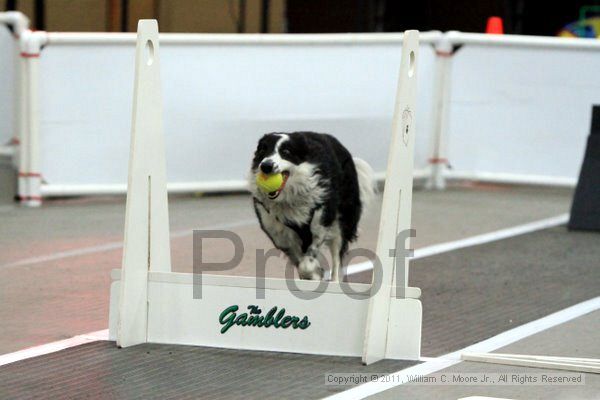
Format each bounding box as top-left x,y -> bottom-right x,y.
117,20 -> 172,348
362,30 -> 420,365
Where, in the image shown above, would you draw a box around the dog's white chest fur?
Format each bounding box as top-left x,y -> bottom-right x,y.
254,202 -> 304,262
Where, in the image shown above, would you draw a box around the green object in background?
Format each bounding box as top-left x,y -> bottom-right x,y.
558,5 -> 600,38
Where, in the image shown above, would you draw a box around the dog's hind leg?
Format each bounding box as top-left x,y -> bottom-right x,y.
329,237 -> 342,281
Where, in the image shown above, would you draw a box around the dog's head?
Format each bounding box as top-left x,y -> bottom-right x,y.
249,132 -> 314,202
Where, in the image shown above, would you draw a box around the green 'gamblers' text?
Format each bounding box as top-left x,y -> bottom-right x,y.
219,305 -> 311,334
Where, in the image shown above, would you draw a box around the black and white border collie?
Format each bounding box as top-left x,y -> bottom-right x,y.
249,131 -> 374,281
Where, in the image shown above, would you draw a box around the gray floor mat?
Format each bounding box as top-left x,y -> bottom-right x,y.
0,341 -> 415,400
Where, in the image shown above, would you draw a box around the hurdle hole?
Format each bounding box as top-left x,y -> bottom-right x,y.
145,40 -> 154,66
408,51 -> 415,77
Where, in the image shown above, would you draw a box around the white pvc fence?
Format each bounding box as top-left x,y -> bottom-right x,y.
37,33 -> 439,195
2,11 -> 600,205
0,22 -> 17,149
443,33 -> 600,185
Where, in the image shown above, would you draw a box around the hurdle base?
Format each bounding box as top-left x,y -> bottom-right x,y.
109,269 -> 421,361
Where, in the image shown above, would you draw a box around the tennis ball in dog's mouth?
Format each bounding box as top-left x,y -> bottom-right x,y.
256,172 -> 284,193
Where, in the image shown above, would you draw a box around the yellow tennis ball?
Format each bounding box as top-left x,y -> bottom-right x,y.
256,172 -> 284,193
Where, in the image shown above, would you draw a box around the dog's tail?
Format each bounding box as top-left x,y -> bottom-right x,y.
353,157 -> 376,210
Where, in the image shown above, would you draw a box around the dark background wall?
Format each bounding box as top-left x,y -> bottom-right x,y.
3,0 -> 600,35
287,0 -> 600,36
1,0 -> 287,32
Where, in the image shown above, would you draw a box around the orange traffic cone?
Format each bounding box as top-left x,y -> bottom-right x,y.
486,16 -> 504,34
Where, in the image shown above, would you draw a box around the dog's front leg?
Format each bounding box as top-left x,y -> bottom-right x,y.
298,254 -> 324,280
298,239 -> 327,280
297,209 -> 331,280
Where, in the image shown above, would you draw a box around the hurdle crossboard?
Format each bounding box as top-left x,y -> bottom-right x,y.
109,20 -> 422,364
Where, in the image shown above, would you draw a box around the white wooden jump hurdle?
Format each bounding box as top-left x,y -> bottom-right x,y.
109,20 -> 422,365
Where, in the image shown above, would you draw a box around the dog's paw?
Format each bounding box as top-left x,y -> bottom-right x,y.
298,256 -> 324,280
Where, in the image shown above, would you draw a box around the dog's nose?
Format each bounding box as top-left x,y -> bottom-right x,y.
260,160 -> 275,174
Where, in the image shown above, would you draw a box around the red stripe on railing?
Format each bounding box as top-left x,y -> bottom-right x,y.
435,50 -> 453,57
20,52 -> 40,58
18,172 -> 42,178
17,195 -> 43,201
429,157 -> 449,164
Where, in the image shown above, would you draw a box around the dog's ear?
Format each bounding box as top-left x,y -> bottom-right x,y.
256,133 -> 277,154
252,135 -> 269,169
256,135 -> 268,151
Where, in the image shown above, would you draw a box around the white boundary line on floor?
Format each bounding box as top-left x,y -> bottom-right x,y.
344,213 -> 570,276
326,296 -> 600,400
0,329 -> 109,367
0,219 -> 257,270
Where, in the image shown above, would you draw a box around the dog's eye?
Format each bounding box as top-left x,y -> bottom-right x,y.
281,148 -> 291,157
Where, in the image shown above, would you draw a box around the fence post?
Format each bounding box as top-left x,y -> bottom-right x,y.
426,31 -> 454,190
18,30 -> 47,207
